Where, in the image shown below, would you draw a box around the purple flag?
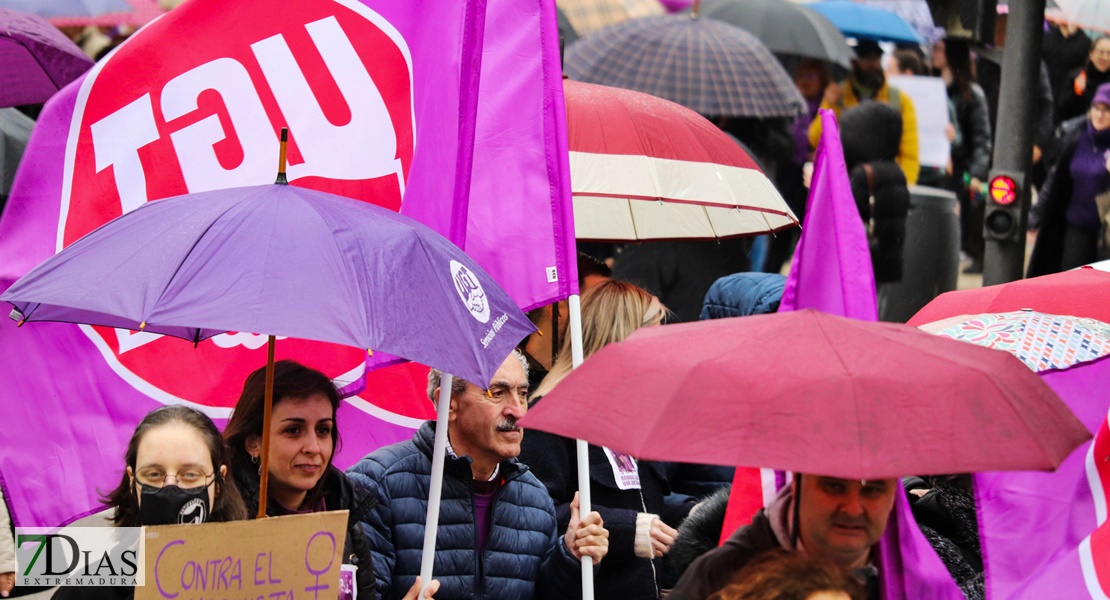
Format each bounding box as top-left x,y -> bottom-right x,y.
977,356 -> 1110,599
774,109 -> 961,599
779,109 -> 878,320
0,0 -> 573,528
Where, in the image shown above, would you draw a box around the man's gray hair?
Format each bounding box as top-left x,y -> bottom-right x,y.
427,349 -> 529,405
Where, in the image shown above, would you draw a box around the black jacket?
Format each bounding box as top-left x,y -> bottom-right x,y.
840,102 -> 911,284
519,404 -> 694,600
949,83 -> 993,182
236,465 -> 377,599
1057,63 -> 1110,124
1029,121 -> 1085,277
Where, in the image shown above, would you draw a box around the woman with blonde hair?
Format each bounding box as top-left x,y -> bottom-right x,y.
521,279 -> 691,600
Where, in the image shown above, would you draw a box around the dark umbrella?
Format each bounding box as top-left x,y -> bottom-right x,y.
565,14 -> 806,118
0,8 -> 93,108
696,0 -> 853,74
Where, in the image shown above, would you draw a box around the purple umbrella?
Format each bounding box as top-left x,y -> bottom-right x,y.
0,0 -> 131,19
2,169 -> 536,516
2,182 -> 533,388
0,8 -> 93,107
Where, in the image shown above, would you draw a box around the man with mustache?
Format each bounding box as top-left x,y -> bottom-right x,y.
668,475 -> 897,600
347,351 -> 610,599
809,40 -> 920,186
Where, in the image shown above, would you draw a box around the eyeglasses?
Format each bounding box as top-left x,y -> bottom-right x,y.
471,384 -> 529,407
135,468 -> 215,488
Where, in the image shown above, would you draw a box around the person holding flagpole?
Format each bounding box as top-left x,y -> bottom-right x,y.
347,350 -> 609,599
523,280 -> 693,599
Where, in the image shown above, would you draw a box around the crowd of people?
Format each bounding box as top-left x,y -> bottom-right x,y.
3,7 -> 1110,600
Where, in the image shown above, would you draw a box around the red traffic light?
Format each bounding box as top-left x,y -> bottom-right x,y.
989,175 -> 1018,206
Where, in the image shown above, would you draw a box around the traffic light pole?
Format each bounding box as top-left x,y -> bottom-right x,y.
983,0 -> 1045,286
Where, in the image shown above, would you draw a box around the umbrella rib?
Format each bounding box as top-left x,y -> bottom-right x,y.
812,315 -> 867,475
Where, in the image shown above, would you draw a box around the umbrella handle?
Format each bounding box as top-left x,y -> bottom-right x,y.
257,335 -> 277,519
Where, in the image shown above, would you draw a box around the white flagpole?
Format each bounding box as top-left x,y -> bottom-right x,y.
420,373 -> 454,596
568,294 -> 594,600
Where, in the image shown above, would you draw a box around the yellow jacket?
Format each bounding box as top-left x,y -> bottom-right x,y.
808,80 -> 919,185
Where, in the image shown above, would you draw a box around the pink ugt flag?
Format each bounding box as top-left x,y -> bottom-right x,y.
0,0 -> 574,528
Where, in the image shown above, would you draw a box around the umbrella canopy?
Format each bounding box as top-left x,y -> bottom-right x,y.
556,0 -> 664,37
853,0 -> 944,43
2,182 -> 534,388
0,8 -> 93,107
907,267 -> 1110,326
697,0 -> 853,73
0,0 -> 130,18
564,80 -> 798,241
45,0 -> 163,27
565,14 -> 806,118
808,1 -> 924,44
919,310 -> 1110,373
521,309 -> 1089,480
1052,0 -> 1110,32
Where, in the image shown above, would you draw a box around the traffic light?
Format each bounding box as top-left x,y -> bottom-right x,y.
983,171 -> 1024,242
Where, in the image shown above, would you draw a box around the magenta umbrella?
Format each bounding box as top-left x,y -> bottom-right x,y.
0,8 -> 93,107
522,309 -> 1089,479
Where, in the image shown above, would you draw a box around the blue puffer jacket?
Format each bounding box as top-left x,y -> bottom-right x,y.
699,272 -> 786,320
346,422 -> 583,600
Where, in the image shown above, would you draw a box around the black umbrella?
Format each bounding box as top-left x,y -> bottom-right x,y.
696,0 -> 853,74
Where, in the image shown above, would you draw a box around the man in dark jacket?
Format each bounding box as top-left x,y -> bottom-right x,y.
347,352 -> 609,600
668,475 -> 896,600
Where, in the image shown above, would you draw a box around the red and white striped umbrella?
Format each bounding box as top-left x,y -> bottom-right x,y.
565,80 -> 798,241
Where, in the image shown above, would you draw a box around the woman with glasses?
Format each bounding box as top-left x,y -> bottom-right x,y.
223,361 -> 437,600
521,280 -> 694,600
53,406 -> 248,600
1030,83 -> 1110,276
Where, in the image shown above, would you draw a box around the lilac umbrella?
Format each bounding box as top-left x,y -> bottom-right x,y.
2,182 -> 533,389
0,0 -> 131,19
2,174 -> 536,517
0,8 -> 93,107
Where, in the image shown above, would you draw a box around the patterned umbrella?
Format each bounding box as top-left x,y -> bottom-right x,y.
919,310 -> 1110,372
565,14 -> 806,118
556,0 -> 664,37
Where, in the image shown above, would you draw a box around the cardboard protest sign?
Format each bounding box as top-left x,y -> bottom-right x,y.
136,511 -> 347,600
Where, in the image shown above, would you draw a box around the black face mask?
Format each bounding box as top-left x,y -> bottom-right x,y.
138,483 -> 211,525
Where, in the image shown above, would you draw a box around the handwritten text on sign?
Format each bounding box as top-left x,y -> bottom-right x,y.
136,510 -> 347,600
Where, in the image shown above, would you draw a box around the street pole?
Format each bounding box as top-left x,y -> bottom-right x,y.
982,0 -> 1045,285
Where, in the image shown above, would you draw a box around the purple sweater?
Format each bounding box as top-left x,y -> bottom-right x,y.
1067,124 -> 1110,231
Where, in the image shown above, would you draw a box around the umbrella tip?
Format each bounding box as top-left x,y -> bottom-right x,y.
367,348 -> 373,357
275,127 -> 289,185
139,321 -> 146,331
